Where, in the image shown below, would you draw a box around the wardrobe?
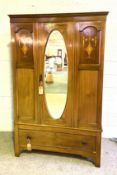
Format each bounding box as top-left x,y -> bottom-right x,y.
9,12 -> 108,167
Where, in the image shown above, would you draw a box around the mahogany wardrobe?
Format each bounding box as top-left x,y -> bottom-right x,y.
9,12 -> 108,167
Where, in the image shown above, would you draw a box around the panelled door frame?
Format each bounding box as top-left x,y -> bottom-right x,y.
36,21 -> 75,127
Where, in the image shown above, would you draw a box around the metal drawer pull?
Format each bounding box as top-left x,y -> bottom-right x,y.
27,136 -> 32,151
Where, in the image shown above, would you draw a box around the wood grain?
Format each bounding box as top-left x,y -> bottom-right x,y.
78,71 -> 98,129
9,12 -> 108,167
17,69 -> 35,122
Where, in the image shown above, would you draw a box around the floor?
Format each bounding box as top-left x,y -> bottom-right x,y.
0,132 -> 117,175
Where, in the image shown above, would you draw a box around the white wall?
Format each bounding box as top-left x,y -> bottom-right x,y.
0,0 -> 117,137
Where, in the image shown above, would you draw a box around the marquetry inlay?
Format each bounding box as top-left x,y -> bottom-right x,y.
15,27 -> 34,65
18,29 -> 32,56
83,36 -> 97,58
80,26 -> 99,64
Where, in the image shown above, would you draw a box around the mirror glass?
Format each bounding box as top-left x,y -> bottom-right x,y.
44,30 -> 68,119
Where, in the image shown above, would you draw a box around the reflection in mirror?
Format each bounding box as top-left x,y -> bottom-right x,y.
44,30 -> 68,119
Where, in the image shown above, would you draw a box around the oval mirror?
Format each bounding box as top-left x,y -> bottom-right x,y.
44,30 -> 68,119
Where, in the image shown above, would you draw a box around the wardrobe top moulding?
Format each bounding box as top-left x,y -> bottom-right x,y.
9,12 -> 108,23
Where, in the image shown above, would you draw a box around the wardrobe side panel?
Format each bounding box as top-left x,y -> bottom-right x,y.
75,21 -> 105,129
78,71 -> 98,128
17,69 -> 35,122
11,22 -> 35,123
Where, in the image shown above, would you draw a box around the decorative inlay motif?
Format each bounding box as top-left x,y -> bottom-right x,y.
22,44 -> 28,55
17,29 -> 32,57
83,36 -> 97,58
80,26 -> 99,64
18,30 -> 32,56
85,41 -> 93,58
16,28 -> 33,65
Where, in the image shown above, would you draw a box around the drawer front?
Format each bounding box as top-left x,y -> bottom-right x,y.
19,129 -> 96,152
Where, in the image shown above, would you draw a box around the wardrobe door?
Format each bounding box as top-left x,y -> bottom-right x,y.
11,23 -> 35,123
75,21 -> 105,129
37,22 -> 74,127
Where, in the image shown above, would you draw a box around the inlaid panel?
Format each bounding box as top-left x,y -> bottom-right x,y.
79,26 -> 100,64
14,24 -> 33,66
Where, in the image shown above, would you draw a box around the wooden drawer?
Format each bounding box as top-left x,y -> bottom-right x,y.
19,129 -> 96,152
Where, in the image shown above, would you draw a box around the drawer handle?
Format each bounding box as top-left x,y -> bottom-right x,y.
81,141 -> 88,145
27,136 -> 32,151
